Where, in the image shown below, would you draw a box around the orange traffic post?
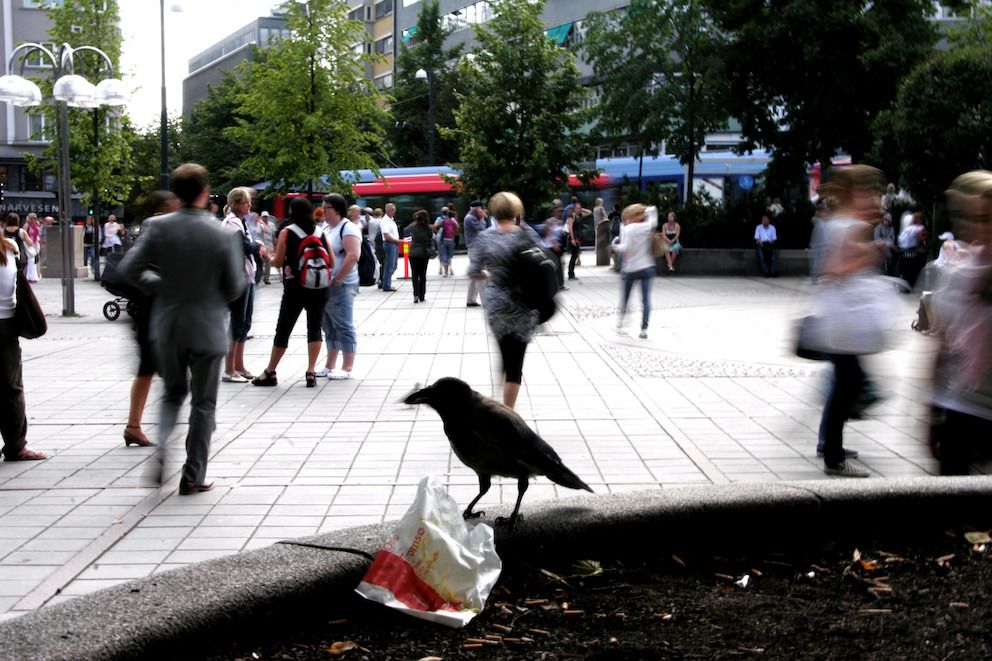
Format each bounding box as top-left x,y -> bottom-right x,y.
401,238 -> 411,279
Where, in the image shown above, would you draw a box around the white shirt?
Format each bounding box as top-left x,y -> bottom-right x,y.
222,212 -> 256,283
0,251 -> 16,319
380,215 -> 399,242
326,219 -> 361,285
618,206 -> 659,273
755,224 -> 777,243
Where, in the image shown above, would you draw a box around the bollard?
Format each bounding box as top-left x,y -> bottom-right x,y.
401,237 -> 411,279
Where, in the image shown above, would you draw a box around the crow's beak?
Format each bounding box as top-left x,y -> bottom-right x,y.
402,383 -> 429,405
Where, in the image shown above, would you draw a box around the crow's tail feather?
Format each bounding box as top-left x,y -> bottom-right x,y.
546,463 -> 593,492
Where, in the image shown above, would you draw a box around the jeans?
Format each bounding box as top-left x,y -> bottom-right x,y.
0,319 -> 27,459
228,282 -> 254,342
323,282 -> 358,353
567,242 -> 581,278
83,244 -> 95,268
381,242 -> 398,290
410,256 -> 428,301
440,238 -> 455,267
818,354 -> 865,466
621,267 -> 654,330
756,243 -> 777,276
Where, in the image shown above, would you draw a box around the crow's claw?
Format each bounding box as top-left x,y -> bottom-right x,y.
463,509 -> 484,520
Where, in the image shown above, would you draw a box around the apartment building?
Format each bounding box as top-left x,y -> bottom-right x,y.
0,0 -> 64,217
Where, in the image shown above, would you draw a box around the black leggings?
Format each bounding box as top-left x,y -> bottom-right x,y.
497,335 -> 528,384
273,282 -> 329,348
410,256 -> 428,300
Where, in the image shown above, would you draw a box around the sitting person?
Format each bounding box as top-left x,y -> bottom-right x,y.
754,213 -> 778,277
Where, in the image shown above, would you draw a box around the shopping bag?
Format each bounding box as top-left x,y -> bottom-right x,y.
355,475 -> 502,628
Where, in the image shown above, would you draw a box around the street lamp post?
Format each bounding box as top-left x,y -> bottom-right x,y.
0,42 -> 127,316
415,68 -> 435,166
160,0 -> 169,190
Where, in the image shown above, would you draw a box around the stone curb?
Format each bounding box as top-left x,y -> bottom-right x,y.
2,476 -> 990,660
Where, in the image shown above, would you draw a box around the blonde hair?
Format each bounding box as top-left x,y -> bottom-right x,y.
488,191 -> 524,221
946,170 -> 992,240
226,186 -> 254,206
347,204 -> 361,216
372,208 -> 384,218
622,203 -> 647,220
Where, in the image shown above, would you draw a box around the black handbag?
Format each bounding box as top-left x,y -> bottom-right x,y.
14,270 -> 47,339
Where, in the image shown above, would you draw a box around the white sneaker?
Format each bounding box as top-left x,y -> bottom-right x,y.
314,367 -> 333,378
222,372 -> 248,383
328,369 -> 353,380
639,329 -> 648,339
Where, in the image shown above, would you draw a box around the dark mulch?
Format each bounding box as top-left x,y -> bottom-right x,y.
208,525 -> 992,660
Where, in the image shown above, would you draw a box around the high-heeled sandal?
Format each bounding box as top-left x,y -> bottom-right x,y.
123,426 -> 155,447
252,369 -> 278,387
305,371 -> 317,388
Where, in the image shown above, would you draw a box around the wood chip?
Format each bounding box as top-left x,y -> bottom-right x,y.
750,568 -> 764,577
714,573 -> 735,581
859,608 -> 892,614
936,553 -> 956,567
524,598 -> 549,606
327,619 -> 347,625
738,646 -> 765,654
326,641 -> 358,655
949,602 -> 970,608
529,628 -> 551,637
608,637 -> 620,646
463,643 -> 484,650
671,554 -> 686,567
653,612 -> 674,621
563,609 -> 585,617
485,634 -> 503,642
491,623 -> 512,633
868,586 -> 893,596
464,638 -> 489,645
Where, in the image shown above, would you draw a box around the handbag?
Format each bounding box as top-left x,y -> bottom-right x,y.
14,269 -> 47,339
794,315 -> 829,361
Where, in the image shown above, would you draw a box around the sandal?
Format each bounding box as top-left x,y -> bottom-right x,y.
124,426 -> 156,447
238,370 -> 255,380
7,447 -> 47,461
252,369 -> 278,387
305,371 -> 317,388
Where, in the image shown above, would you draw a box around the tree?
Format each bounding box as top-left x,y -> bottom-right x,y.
229,0 -> 385,196
872,47 -> 992,218
184,74 -> 261,195
123,118 -> 183,218
30,0 -> 134,215
583,0 -> 728,204
702,0 -> 938,191
388,0 -> 463,166
446,0 -> 588,215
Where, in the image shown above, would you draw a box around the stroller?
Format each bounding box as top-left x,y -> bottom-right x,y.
100,251 -> 144,321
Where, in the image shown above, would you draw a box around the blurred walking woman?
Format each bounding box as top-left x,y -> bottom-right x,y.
408,209 -> 434,303
0,237 -> 46,461
252,198 -> 332,388
815,165 -> 887,478
3,213 -> 33,272
468,191 -> 542,409
615,204 -> 658,339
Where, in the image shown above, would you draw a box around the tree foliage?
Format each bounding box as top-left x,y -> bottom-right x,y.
229,0 -> 385,196
123,118 -> 183,219
31,0 -> 134,213
583,0 -> 728,203
702,0 -> 938,191
388,0 -> 462,166
184,73 -> 261,195
446,0 -> 588,215
873,47 -> 992,217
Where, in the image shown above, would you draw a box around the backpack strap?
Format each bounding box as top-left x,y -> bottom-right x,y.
286,224 -> 307,240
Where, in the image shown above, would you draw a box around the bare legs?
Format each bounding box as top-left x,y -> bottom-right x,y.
226,340 -> 248,376
125,375 -> 153,444
503,382 -> 520,410
323,349 -> 356,374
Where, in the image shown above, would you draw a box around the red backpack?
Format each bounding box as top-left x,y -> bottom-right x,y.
287,224 -> 332,289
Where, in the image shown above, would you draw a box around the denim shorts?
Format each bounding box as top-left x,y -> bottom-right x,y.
228,282 -> 254,342
323,282 -> 358,353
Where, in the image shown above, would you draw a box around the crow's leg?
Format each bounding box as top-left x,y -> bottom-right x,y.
463,474 -> 491,519
497,477 -> 530,526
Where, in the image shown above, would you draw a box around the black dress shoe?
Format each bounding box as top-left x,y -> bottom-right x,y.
178,480 -> 215,495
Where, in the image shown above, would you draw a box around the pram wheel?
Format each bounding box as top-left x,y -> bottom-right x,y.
103,300 -> 121,321
125,301 -> 137,318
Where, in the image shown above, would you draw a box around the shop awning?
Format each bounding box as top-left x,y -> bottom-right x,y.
545,22 -> 572,46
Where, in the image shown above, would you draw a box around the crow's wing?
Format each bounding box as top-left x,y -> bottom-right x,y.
442,393 -> 580,484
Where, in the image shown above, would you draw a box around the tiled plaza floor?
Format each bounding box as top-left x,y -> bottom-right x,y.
0,252 -> 951,619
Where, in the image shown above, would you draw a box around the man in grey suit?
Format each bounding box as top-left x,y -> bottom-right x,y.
119,164 -> 245,495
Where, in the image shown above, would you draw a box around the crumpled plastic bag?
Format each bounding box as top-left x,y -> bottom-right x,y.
355,475 -> 502,627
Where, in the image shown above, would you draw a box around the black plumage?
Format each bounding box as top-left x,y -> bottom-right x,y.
404,377 -> 593,524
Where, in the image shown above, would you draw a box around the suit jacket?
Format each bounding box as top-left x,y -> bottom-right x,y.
119,207 -> 244,354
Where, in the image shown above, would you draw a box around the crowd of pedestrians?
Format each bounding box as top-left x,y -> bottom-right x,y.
4,157 -> 990,493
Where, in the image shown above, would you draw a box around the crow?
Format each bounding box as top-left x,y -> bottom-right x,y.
404,377 -> 593,524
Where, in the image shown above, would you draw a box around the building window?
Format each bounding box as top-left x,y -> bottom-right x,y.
374,73 -> 393,89
402,26 -> 417,42
23,0 -> 65,8
374,0 -> 393,20
21,42 -> 57,68
28,113 -> 53,142
374,35 -> 393,54
348,5 -> 364,22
